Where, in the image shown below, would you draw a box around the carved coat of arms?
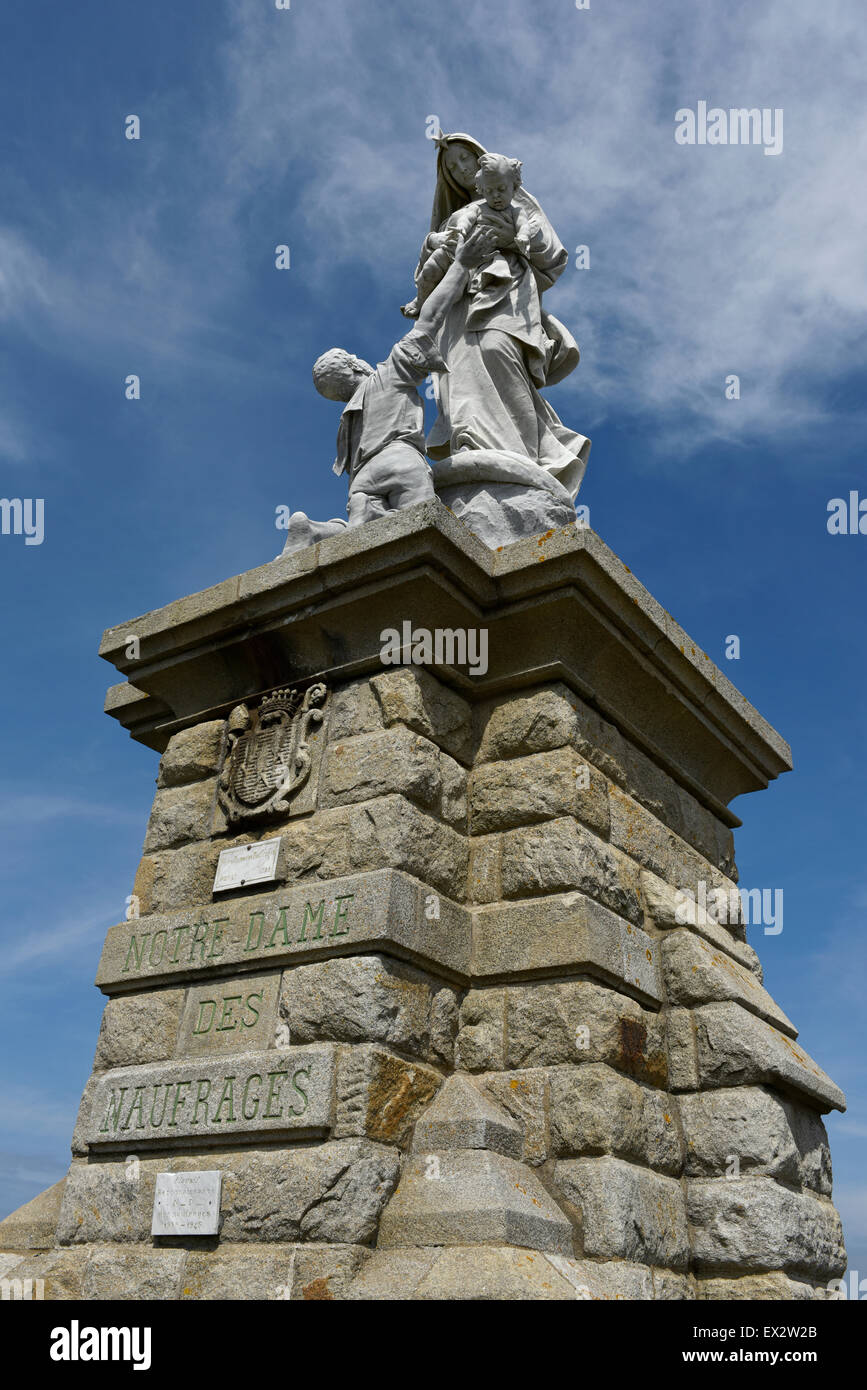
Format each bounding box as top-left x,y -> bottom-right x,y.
218,682 -> 327,824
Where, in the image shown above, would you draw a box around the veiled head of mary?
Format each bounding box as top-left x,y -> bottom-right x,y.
430,132 -> 487,231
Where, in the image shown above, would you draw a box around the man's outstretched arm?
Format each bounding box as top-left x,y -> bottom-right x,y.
415,226 -> 498,340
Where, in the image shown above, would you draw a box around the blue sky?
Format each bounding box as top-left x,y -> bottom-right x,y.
1,0 -> 865,1280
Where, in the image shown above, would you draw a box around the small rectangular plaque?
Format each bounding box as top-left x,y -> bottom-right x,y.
152,1170 -> 222,1236
213,838 -> 281,893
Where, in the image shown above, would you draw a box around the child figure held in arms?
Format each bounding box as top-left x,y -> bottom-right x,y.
402,153 -> 536,318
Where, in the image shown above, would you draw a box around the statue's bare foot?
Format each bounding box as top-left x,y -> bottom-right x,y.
278,511 -> 347,558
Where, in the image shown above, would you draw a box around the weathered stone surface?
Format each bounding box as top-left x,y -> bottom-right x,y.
469,749 -> 608,837
178,972 -> 279,1057
221,1142 -> 399,1245
430,988 -> 459,1068
666,1007 -> 699,1091
411,1074 -> 522,1157
136,839 -> 226,916
661,930 -> 795,1035
439,752 -> 468,827
467,835 -> 501,904
641,869 -> 760,973
378,1150 -> 573,1253
4,1247 -> 86,1299
696,1272 -> 827,1301
549,1064 -> 681,1174
322,727 -> 444,814
494,980 -> 668,1087
555,1156 -> 689,1269
482,1070 -> 549,1165
348,1246 -> 659,1300
335,1045 -> 442,1147
180,1245 -> 298,1300
652,1269 -> 693,1300
785,1102 -> 833,1195
80,1046 -> 335,1148
675,786 -> 737,880
455,989 -> 506,1071
279,954 -> 452,1063
83,1246 -> 186,1300
680,1087 -> 802,1183
691,1002 -> 846,1112
472,891 -> 661,1003
143,779 -> 219,853
58,1141 -> 399,1247
222,1145 -> 400,1245
500,818 -> 642,923
277,808 -> 351,882
0,1179 -> 65,1252
97,870 -> 472,992
328,680 -> 383,739
687,1177 -> 846,1278
158,720 -> 225,788
609,785 -> 673,880
94,990 -> 185,1069
478,683 -> 736,874
289,1243 -> 370,1300
371,667 -> 473,763
347,796 -> 468,900
478,689 -> 577,763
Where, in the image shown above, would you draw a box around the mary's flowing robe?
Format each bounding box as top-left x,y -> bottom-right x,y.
421,137 -> 590,500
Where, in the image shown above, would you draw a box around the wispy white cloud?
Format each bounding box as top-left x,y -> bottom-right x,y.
1,0 -> 865,459
213,0 -> 867,453
0,896 -> 118,978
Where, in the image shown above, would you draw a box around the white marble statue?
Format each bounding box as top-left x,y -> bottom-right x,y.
279,225 -> 497,556
416,132 -> 590,502
402,153 -> 535,318
279,130 -> 592,557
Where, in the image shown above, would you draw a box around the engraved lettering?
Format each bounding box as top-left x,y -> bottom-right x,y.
290,1065 -> 310,1116
99,1086 -> 128,1133
122,935 -> 149,974
242,991 -> 263,1028
148,929 -> 167,967
331,894 -> 354,936
122,1086 -> 146,1131
169,924 -> 191,963
191,1079 -> 212,1124
193,999 -> 217,1035
264,1070 -> 286,1118
267,906 -> 291,949
209,920 -> 228,959
298,900 -> 325,943
242,1073 -> 262,1120
217,995 -> 242,1032
245,912 -> 265,951
169,1081 -> 191,1126
213,1076 -> 237,1123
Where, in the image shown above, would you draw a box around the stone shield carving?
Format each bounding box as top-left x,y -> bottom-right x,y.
218,682 -> 327,824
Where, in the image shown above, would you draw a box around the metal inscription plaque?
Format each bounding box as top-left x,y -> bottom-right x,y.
151,1170 -> 222,1236
213,837 -> 282,893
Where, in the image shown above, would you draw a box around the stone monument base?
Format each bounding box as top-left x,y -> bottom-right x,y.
0,503 -> 845,1300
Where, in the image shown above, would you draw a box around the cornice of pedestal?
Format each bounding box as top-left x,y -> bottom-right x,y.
99,501 -> 791,819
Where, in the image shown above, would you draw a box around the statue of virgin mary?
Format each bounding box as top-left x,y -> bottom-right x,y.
416,132 -> 591,502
